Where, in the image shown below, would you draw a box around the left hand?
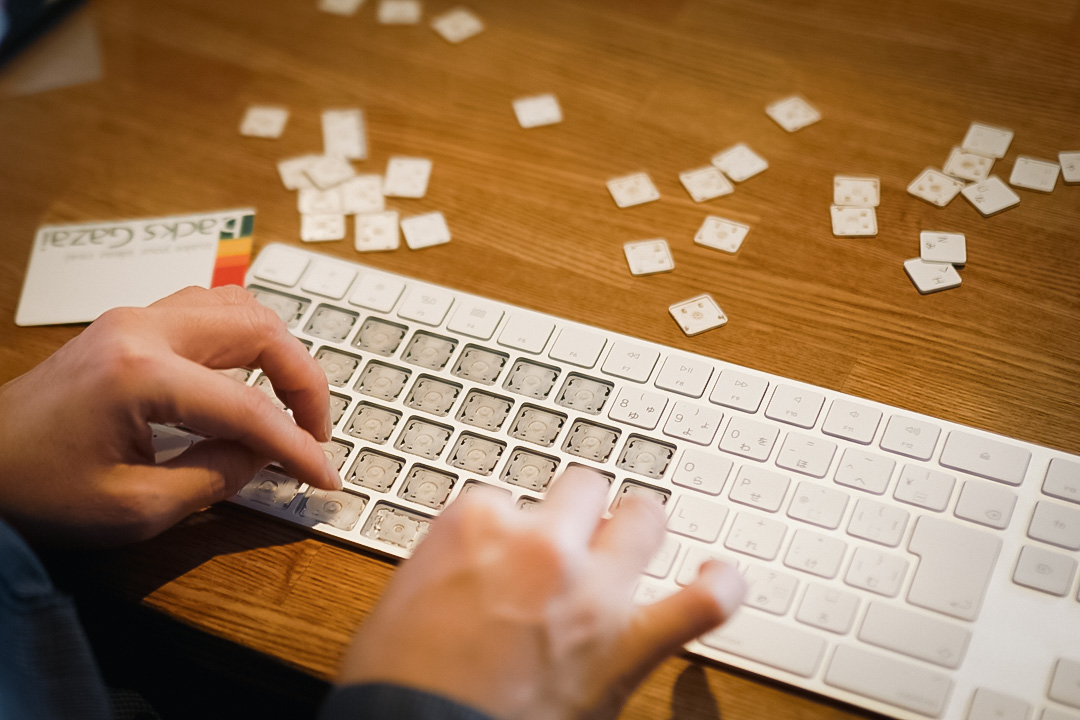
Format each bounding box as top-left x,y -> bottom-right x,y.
0,285 -> 338,546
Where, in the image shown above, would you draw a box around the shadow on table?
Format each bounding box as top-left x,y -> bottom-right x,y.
39,504 -> 334,720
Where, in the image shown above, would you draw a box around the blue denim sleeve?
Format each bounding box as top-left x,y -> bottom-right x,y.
0,518 -> 112,720
319,683 -> 495,720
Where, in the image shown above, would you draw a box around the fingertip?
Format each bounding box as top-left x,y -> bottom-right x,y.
697,561 -> 747,620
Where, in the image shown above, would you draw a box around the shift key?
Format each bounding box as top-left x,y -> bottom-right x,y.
907,516 -> 1001,621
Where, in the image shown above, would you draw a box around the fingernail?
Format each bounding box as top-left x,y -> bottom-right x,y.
323,412 -> 334,443
325,457 -> 343,491
705,563 -> 747,617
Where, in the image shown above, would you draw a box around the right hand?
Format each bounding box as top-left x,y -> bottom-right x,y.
337,466 -> 746,719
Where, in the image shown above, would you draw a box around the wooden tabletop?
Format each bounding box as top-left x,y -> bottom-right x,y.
2,0 -> 1079,718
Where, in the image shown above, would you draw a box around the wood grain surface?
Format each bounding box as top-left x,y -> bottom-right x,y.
2,0 -> 1079,718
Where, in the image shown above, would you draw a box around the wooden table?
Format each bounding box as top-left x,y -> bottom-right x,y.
2,0 -> 1079,718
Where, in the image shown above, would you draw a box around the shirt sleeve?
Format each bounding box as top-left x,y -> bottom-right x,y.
319,683 -> 495,720
0,518 -> 112,720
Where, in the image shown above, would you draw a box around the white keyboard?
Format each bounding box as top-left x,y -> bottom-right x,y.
155,244 -> 1080,720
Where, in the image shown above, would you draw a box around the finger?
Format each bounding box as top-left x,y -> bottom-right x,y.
590,492 -> 666,582
148,285 -> 247,310
537,465 -> 611,548
148,297 -> 331,442
142,356 -> 340,490
630,561 -> 745,664
104,439 -> 269,541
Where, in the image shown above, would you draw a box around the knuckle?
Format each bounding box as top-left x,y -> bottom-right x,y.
213,284 -> 256,306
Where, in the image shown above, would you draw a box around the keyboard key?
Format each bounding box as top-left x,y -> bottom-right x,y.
608,387 -> 667,429
500,448 -> 559,493
250,288 -> 309,328
499,312 -> 555,353
304,305 -> 358,343
894,464 -> 956,512
765,385 -> 825,428
361,503 -> 431,552
725,512 -> 787,560
602,341 -> 660,383
633,579 -> 676,606
301,260 -> 356,299
671,448 -> 733,496
907,516 -> 1001,621
643,534 -> 681,579
1012,544 -> 1077,596
616,435 -> 675,479
784,528 -> 847,578
880,415 -> 941,461
238,468 -> 301,509
788,481 -> 849,529
776,433 -> 836,478
353,317 -> 407,356
395,418 -> 453,460
253,244 -> 309,286
349,273 -> 405,312
398,287 -> 455,326
315,348 -> 361,387
452,345 -> 508,385
447,300 -> 503,339
954,480 -> 1017,530
1028,501 -> 1080,550
824,645 -> 952,717
562,419 -> 620,463
548,326 -> 606,368
940,431 -> 1032,486
795,583 -> 859,634
743,565 -> 799,614
676,546 -> 740,587
346,449 -> 404,492
447,433 -> 505,475
297,488 -> 366,531
455,390 -> 512,432
834,448 -> 895,494
508,405 -> 566,447
557,374 -> 614,415
966,688 -> 1031,720
611,481 -> 669,512
709,369 -> 768,413
1041,707 -> 1080,720
654,355 -> 714,397
858,601 -> 970,669
667,495 -> 729,543
822,399 -> 883,444
402,332 -> 457,371
1049,658 -> 1080,710
844,546 -> 908,597
662,401 -> 723,445
701,611 -> 826,678
719,416 -> 779,462
356,361 -> 410,401
847,498 -> 909,547
503,359 -> 558,399
728,466 -> 790,512
1044,458 -> 1080,504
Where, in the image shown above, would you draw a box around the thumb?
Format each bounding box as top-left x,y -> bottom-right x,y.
157,438 -> 270,512
113,439 -> 270,539
627,561 -> 745,671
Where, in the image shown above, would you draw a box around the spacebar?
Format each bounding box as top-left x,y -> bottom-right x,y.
700,610 -> 826,678
825,645 -> 952,717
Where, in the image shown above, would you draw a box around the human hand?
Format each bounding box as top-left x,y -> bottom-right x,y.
337,466 -> 746,719
0,285 -> 338,546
